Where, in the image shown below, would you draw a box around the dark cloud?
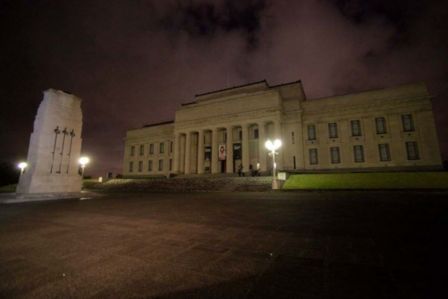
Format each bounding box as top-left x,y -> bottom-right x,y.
160,0 -> 268,49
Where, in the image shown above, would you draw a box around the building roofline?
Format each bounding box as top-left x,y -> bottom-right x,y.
194,80 -> 268,97
142,120 -> 174,128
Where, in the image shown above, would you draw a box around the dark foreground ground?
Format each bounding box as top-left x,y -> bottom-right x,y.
1,191 -> 447,298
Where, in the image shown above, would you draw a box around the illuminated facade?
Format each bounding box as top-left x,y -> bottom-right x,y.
123,80 -> 442,177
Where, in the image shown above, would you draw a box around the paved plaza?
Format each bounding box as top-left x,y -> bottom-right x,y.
0,191 -> 447,298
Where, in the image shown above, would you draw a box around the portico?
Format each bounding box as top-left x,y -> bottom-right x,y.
174,120 -> 279,175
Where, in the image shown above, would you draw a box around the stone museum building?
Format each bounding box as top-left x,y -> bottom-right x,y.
123,80 -> 442,177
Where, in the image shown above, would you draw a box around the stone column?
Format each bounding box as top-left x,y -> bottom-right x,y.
273,121 -> 283,170
242,124 -> 250,174
226,126 -> 233,173
173,133 -> 180,173
258,122 -> 267,172
185,132 -> 191,174
211,128 -> 218,174
197,130 -> 204,174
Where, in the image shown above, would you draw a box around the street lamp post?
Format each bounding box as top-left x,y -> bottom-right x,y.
265,139 -> 282,189
78,156 -> 90,177
17,162 -> 28,176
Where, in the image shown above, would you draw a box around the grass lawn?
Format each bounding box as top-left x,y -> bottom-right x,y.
0,184 -> 17,193
283,172 -> 448,190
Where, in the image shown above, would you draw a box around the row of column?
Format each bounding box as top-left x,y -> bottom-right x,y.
173,121 -> 281,175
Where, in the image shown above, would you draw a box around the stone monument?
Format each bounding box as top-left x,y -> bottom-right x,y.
16,89 -> 83,194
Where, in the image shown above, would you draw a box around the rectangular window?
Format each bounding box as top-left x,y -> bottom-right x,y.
129,161 -> 133,172
378,143 -> 391,161
402,114 -> 415,132
139,144 -> 144,156
330,147 -> 341,164
148,160 -> 153,172
169,159 -> 173,171
406,142 -> 419,160
328,123 -> 338,138
309,148 -> 318,165
160,142 -> 165,154
158,159 -> 163,171
307,124 -> 316,140
149,144 -> 154,155
138,161 -> 143,172
351,120 -> 362,136
130,146 -> 135,157
239,130 -> 242,140
170,141 -> 173,153
291,132 -> 295,144
375,117 -> 387,134
353,145 -> 364,162
254,128 -> 259,139
293,156 -> 296,169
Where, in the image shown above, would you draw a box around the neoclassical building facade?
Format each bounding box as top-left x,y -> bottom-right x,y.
123,80 -> 442,177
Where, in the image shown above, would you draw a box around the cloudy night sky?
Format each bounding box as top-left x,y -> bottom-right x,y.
1,0 -> 447,176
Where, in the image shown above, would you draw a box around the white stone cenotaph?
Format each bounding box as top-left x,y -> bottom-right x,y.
16,89 -> 83,195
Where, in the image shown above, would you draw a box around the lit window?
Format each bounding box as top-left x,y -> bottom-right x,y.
375,117 -> 387,134
307,125 -> 316,140
378,143 -> 391,161
406,142 -> 419,160
309,148 -> 318,165
328,123 -> 338,138
330,147 -> 340,164
148,160 -> 153,172
351,120 -> 362,136
353,145 -> 364,162
402,114 -> 415,132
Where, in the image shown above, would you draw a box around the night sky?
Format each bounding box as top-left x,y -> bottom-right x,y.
1,0 -> 447,176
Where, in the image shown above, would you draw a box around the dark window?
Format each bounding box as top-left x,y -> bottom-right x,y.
130,146 -> 135,157
293,156 -> 296,169
328,123 -> 338,138
406,142 -> 419,160
158,159 -> 163,171
330,147 -> 340,164
378,143 -> 391,161
307,125 -> 316,140
139,145 -> 144,156
239,130 -> 242,140
160,142 -> 165,154
375,117 -> 387,134
129,161 -> 133,172
169,159 -> 173,170
148,160 -> 153,172
138,161 -> 143,172
291,132 -> 295,144
149,144 -> 154,155
309,148 -> 318,165
353,145 -> 364,162
254,128 -> 259,139
351,120 -> 362,136
402,114 -> 415,132
170,141 -> 173,153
